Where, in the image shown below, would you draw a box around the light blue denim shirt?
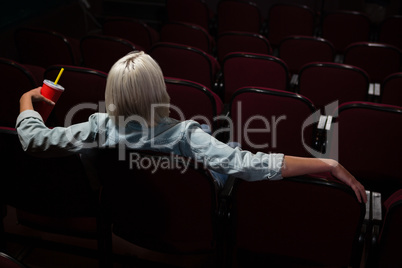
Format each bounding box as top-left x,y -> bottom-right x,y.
16,110 -> 284,183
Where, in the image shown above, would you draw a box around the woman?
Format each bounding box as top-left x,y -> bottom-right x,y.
17,51 -> 367,203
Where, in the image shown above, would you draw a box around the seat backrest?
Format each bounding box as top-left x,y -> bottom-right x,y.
343,42 -> 402,83
0,252 -> 28,268
379,15 -> 402,51
321,10 -> 371,53
149,42 -> 220,89
165,77 -> 223,130
298,62 -> 369,111
160,21 -> 214,54
102,17 -> 159,51
98,148 -> 219,253
0,126 -> 98,238
222,52 -> 289,102
329,102 -> 402,195
43,65 -> 107,126
381,72 -> 402,107
378,189 -> 402,267
229,87 -> 317,156
267,3 -> 316,47
0,58 -> 39,127
230,175 -> 365,267
23,64 -> 46,86
217,0 -> 261,35
80,34 -> 139,73
278,35 -> 335,74
216,31 -> 271,63
14,27 -> 77,68
166,0 -> 212,30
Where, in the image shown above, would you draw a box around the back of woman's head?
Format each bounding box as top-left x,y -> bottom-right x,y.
105,51 -> 170,126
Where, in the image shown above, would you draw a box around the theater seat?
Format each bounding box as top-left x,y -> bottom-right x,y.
216,31 -> 272,63
372,189 -> 402,267
0,58 -> 39,127
321,10 -> 371,54
149,42 -> 220,90
343,42 -> 402,83
98,149 -> 221,266
0,252 -> 28,268
80,34 -> 141,73
328,102 -> 402,198
165,77 -> 223,130
227,174 -> 366,267
229,87 -> 318,156
14,27 -> 80,68
298,62 -> 370,111
222,52 -> 290,102
102,17 -> 159,51
380,72 -> 402,107
267,3 -> 316,48
278,35 -> 335,75
217,0 -> 262,35
0,126 -> 101,264
160,21 -> 214,54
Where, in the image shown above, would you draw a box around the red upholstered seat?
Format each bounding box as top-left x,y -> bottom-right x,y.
229,87 -> 317,156
149,42 -> 220,90
222,52 -> 289,102
298,62 -> 369,111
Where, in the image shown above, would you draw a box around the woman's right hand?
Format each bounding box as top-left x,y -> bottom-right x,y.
20,87 -> 54,113
330,161 -> 367,204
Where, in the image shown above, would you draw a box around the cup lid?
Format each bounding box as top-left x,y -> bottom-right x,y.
43,79 -> 64,91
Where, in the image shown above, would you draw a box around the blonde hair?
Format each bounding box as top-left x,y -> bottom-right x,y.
105,51 -> 170,126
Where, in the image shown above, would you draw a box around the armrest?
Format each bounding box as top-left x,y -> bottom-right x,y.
313,115 -> 330,154
216,175 -> 237,267
362,191 -> 382,267
372,192 -> 382,223
214,70 -> 224,98
370,191 -> 383,246
218,175 -> 236,219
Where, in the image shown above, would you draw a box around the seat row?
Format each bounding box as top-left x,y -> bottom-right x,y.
1,57 -> 401,196
8,26 -> 402,106
13,22 -> 402,76
10,2 -> 402,106
2,57 -> 401,130
165,0 -> 402,52
0,53 -> 402,126
1,123 -> 401,267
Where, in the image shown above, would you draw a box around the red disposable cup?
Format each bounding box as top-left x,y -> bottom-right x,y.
35,79 -> 64,122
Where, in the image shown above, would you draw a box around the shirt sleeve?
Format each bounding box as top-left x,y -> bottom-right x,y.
179,122 -> 284,181
16,110 -> 101,157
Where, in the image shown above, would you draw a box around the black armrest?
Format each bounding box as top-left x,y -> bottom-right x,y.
218,175 -> 236,219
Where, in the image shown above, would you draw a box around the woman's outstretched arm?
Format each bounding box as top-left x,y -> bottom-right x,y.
282,156 -> 367,203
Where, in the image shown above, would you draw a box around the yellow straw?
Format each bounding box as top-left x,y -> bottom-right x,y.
54,68 -> 64,85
